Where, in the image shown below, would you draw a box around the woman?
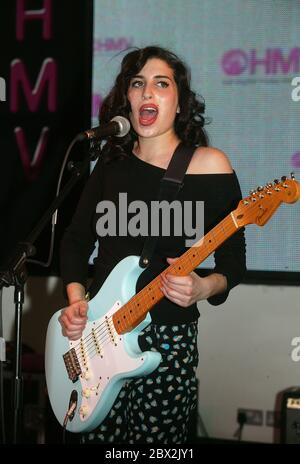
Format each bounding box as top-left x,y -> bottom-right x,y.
59,46 -> 246,444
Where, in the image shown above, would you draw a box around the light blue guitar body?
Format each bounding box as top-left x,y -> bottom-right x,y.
45,256 -> 162,433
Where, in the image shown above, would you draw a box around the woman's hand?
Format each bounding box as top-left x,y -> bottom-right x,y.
160,257 -> 227,307
59,300 -> 88,341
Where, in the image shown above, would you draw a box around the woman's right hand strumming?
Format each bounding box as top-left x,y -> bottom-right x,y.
58,282 -> 89,340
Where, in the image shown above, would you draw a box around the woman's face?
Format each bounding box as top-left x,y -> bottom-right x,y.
127,58 -> 179,139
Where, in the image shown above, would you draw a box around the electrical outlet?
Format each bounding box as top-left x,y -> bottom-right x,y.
266,410 -> 281,427
237,408 -> 263,426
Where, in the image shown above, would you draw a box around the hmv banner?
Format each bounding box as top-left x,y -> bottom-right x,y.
91,0 -> 300,276
0,0 -> 93,273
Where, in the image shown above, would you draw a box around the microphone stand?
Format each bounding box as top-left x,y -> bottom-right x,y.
0,137 -> 98,443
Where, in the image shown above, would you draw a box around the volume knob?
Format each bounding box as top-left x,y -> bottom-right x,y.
79,405 -> 89,417
82,388 -> 91,398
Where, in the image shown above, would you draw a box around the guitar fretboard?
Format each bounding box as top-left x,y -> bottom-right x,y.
112,213 -> 238,334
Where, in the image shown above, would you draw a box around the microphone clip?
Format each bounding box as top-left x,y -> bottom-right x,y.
89,139 -> 103,161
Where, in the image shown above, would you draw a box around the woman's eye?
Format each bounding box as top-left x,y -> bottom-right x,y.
157,81 -> 169,88
131,80 -> 143,88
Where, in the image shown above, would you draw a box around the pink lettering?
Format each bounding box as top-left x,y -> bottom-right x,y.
271,48 -> 300,74
10,58 -> 57,112
249,49 -> 272,74
94,37 -> 133,53
16,0 -> 52,40
14,126 -> 49,181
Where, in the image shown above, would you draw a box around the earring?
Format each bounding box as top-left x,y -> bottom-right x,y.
176,106 -> 180,114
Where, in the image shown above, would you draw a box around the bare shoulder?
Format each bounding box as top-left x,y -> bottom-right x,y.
188,146 -> 233,174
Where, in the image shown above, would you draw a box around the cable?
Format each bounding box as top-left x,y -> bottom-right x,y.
63,401 -> 77,430
62,390 -> 78,444
62,403 -> 77,444
234,411 -> 247,441
27,135 -> 82,268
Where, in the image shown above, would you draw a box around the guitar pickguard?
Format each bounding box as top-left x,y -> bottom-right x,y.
69,301 -> 147,422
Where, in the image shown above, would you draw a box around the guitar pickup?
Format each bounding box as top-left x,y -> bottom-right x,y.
63,348 -> 82,382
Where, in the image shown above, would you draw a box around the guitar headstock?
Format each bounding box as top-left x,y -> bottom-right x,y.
233,174 -> 300,227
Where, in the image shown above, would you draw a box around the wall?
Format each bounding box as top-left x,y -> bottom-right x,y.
2,276 -> 64,355
197,283 -> 300,443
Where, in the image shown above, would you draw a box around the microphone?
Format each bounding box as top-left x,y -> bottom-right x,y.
78,116 -> 130,141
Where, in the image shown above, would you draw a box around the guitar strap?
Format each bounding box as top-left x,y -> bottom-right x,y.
139,142 -> 196,268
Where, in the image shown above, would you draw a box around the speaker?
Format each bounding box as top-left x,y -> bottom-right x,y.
280,387 -> 300,444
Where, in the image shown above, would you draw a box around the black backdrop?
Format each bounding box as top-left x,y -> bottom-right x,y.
0,0 -> 93,276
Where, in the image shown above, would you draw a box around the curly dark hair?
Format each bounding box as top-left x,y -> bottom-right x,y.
99,45 -> 209,162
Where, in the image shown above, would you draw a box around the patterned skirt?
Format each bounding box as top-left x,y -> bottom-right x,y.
83,322 -> 199,444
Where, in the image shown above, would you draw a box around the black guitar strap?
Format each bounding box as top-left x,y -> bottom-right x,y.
139,142 -> 196,268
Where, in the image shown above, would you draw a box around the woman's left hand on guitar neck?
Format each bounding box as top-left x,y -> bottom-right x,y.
159,257 -> 227,307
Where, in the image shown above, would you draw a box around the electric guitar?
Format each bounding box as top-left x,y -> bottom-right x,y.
45,175 -> 300,433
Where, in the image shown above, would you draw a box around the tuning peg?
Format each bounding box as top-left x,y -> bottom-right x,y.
273,179 -> 279,184
291,172 -> 295,180
257,186 -> 264,192
281,176 -> 287,182
249,189 -> 256,195
266,183 -> 273,188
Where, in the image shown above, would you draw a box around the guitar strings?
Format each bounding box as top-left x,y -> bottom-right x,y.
73,272 -> 167,362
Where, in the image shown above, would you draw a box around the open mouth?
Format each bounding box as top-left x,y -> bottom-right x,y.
139,104 -> 159,126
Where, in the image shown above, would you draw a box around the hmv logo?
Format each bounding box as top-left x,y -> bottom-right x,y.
0,77 -> 6,101
222,48 -> 300,76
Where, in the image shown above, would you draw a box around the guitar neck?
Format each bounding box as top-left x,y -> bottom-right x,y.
113,212 -> 239,334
